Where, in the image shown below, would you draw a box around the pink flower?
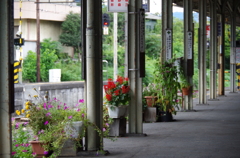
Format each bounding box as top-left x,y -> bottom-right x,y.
25,143 -> 30,147
76,109 -> 80,112
46,112 -> 51,117
68,116 -> 72,119
82,113 -> 84,118
32,152 -> 36,156
64,106 -> 68,110
44,121 -> 49,125
12,152 -> 16,155
79,99 -> 84,103
105,123 -> 109,127
103,128 -> 106,132
15,144 -> 19,147
44,151 -> 48,155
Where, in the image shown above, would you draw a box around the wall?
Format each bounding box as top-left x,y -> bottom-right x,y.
14,81 -> 85,116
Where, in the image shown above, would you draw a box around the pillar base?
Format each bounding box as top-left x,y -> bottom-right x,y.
208,99 -> 219,101
179,109 -> 197,112
196,104 -> 209,106
125,133 -> 147,137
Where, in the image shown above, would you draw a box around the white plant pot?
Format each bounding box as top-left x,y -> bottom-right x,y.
107,105 -> 128,118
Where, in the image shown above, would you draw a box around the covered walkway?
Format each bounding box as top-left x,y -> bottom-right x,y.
95,90 -> 240,158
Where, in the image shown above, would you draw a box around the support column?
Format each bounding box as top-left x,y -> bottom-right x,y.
230,2 -> 237,93
209,0 -> 219,100
218,1 -> 226,96
0,0 -> 14,157
128,0 -> 143,135
86,0 -> 103,151
162,0 -> 173,62
198,0 -> 208,105
183,0 -> 193,110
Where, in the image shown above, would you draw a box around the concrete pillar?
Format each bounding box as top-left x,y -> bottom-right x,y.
128,0 -> 143,134
218,1 -> 226,96
183,0 -> 193,110
230,2 -> 237,93
162,0 -> 173,62
198,0 -> 208,105
0,0 -> 14,157
86,0 -> 103,151
209,0 -> 219,100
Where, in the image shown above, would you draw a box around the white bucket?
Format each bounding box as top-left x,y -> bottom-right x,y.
49,69 -> 61,82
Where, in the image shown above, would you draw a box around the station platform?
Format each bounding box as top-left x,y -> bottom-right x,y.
63,90 -> 240,158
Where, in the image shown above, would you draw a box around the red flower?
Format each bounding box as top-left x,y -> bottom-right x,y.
107,79 -> 116,89
117,76 -> 124,84
106,94 -> 112,101
114,89 -> 120,96
122,86 -> 130,94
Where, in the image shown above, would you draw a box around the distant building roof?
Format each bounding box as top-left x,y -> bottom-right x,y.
14,1 -> 80,22
145,13 -> 161,20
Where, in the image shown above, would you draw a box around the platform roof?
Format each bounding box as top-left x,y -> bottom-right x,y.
173,0 -> 240,26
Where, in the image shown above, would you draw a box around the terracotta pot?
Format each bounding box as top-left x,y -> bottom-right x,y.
29,141 -> 52,158
144,96 -> 158,107
182,86 -> 191,96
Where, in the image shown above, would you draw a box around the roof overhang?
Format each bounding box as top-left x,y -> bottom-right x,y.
172,0 -> 240,26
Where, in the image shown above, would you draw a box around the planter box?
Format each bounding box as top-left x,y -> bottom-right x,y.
144,107 -> 157,122
107,106 -> 128,118
109,118 -> 126,137
59,121 -> 83,156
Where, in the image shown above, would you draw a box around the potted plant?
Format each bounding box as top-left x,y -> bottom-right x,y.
143,83 -> 158,107
179,66 -> 192,95
153,57 -> 181,121
15,88 -> 88,157
103,76 -> 130,118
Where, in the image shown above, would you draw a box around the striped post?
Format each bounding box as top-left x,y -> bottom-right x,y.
14,61 -> 20,83
14,0 -> 23,84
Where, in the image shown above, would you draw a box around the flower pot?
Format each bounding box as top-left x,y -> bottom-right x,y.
182,86 -> 191,96
60,121 -> 84,156
29,141 -> 52,158
107,105 -> 128,118
158,111 -> 173,122
144,96 -> 158,107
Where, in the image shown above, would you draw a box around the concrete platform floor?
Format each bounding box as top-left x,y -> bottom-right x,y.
63,91 -> 240,158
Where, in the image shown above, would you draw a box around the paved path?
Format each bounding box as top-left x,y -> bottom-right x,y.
63,91 -> 240,158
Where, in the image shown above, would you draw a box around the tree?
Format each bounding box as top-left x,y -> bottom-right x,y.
59,12 -> 81,58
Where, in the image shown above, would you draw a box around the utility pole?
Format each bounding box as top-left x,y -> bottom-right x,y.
36,0 -> 40,82
113,12 -> 118,80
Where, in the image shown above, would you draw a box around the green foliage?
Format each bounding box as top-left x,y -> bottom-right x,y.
23,39 -> 59,82
22,51 -> 37,82
55,59 -> 82,81
12,121 -> 34,158
145,32 -> 161,59
40,49 -> 59,82
59,12 -> 81,53
41,38 -> 62,56
153,58 -> 181,114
